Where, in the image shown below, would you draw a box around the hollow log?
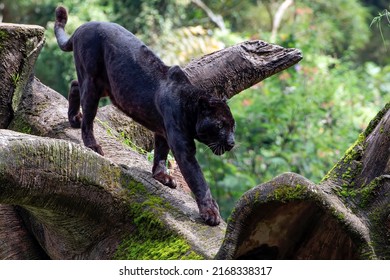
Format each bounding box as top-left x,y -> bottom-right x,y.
216,105 -> 390,259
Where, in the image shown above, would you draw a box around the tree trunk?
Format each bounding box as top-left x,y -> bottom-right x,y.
0,23 -> 44,128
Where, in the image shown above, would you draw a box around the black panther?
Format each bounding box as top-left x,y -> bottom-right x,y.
54,6 -> 235,226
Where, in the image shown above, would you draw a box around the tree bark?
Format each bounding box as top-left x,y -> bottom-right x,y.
184,40 -> 302,99
0,205 -> 48,259
0,23 -> 305,259
0,23 -> 44,128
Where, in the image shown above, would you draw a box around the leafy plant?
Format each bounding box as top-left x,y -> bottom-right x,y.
370,9 -> 390,48
11,72 -> 20,87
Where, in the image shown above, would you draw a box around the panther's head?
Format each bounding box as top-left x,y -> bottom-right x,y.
166,65 -> 236,155
196,96 -> 235,155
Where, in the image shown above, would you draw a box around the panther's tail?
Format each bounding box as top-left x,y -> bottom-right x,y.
54,6 -> 73,52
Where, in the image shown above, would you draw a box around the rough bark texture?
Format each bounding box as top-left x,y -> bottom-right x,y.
0,23 -> 44,128
184,40 -> 302,99
0,205 -> 48,259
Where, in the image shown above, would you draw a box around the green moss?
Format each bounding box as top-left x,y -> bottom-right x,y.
336,187 -> 357,198
270,184 -> 307,202
0,29 -> 9,52
10,116 -> 33,135
341,167 -> 353,180
252,189 -> 262,205
321,164 -> 338,182
115,227 -> 203,260
331,207 -> 346,222
359,189 -> 373,208
96,118 -> 148,156
114,198 -> 203,260
114,177 -> 203,260
321,131 -> 365,190
367,204 -> 390,259
11,72 -> 20,87
343,133 -> 365,164
363,102 -> 390,137
321,134 -> 365,182
359,243 -> 377,260
358,176 -> 390,208
123,177 -> 148,196
0,29 -> 8,39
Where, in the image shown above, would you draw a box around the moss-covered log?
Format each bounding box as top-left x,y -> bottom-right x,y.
0,23 -> 303,259
0,130 -> 221,259
216,104 -> 390,259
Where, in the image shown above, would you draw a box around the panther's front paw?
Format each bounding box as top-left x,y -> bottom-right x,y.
153,172 -> 177,189
198,199 -> 221,226
88,144 -> 104,156
69,112 -> 82,128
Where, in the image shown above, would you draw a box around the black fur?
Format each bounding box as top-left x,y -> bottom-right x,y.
54,6 -> 235,226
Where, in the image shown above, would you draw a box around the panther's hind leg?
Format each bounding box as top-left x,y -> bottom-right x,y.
80,77 -> 104,155
152,133 -> 177,188
68,80 -> 83,128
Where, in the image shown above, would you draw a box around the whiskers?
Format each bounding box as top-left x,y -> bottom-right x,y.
207,142 -> 225,155
207,141 -> 240,156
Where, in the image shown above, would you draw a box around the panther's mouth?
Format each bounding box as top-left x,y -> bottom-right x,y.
209,142 -> 234,156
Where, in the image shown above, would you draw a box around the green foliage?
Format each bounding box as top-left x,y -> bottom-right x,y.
298,0 -> 370,57
370,9 -> 390,48
11,73 -> 20,87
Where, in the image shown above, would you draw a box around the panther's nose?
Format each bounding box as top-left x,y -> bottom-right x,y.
226,135 -> 235,150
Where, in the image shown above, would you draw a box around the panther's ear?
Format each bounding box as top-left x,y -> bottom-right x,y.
168,65 -> 190,83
